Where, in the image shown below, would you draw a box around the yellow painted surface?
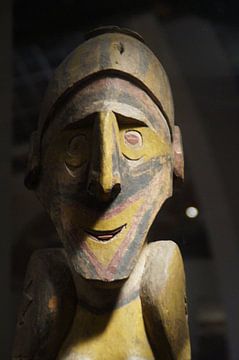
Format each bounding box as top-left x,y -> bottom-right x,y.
97,112 -> 120,195
86,197 -> 143,267
57,297 -> 155,360
119,124 -> 171,161
44,110 -> 173,280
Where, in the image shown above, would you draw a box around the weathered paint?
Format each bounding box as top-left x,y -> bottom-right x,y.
141,241 -> 191,360
14,28 -> 190,360
39,106 -> 172,281
38,32 -> 175,139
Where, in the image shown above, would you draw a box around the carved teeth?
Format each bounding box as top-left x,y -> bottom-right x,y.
97,234 -> 114,241
85,224 -> 126,242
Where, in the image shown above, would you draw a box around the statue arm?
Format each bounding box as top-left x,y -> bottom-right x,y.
140,241 -> 191,360
12,249 -> 76,360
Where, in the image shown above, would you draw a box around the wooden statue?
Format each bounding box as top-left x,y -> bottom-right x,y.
13,27 -> 190,360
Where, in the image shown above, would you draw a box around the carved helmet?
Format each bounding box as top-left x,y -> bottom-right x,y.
25,26 -> 183,189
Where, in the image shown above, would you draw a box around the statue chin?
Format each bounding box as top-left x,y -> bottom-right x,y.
70,255 -> 131,283
62,235 -> 143,282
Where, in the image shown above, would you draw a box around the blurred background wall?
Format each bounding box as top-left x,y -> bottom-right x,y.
1,0 -> 239,358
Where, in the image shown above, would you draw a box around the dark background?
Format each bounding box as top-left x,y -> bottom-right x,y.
1,0 -> 239,358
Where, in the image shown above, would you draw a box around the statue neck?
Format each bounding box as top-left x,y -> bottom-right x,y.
69,244 -> 148,313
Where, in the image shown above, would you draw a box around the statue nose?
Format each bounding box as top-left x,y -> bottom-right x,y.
87,111 -> 121,202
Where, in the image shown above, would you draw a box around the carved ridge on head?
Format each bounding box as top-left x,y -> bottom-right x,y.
84,26 -> 146,44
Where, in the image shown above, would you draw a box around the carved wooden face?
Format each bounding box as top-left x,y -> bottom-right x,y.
38,77 -> 173,281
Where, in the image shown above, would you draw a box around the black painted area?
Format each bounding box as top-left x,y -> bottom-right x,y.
198,334 -> 228,360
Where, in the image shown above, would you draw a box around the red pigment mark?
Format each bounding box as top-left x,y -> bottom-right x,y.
79,241 -> 107,278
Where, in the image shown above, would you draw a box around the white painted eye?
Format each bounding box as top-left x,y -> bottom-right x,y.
124,130 -> 142,148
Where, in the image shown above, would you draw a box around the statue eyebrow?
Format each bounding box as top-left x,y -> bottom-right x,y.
115,113 -> 147,127
61,112 -> 148,132
62,114 -> 95,130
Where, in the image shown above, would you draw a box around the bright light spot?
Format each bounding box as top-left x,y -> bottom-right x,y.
186,206 -> 199,218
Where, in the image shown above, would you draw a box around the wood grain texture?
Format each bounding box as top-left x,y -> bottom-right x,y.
140,241 -> 191,360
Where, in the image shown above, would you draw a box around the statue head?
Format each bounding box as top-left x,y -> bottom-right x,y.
25,27 -> 184,282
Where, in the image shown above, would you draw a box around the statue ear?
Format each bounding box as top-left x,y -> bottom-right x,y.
173,125 -> 184,180
24,131 -> 41,190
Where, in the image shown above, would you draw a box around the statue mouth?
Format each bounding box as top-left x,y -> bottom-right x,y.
85,224 -> 126,241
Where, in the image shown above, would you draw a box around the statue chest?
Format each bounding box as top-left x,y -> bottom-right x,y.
57,296 -> 155,360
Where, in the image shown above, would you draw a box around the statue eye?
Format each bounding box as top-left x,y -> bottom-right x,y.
65,134 -> 88,169
124,130 -> 142,148
67,134 -> 85,156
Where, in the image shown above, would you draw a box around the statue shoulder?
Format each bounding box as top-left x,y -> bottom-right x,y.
143,240 -> 185,283
27,247 -> 72,280
140,241 -> 191,360
12,248 -> 77,360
